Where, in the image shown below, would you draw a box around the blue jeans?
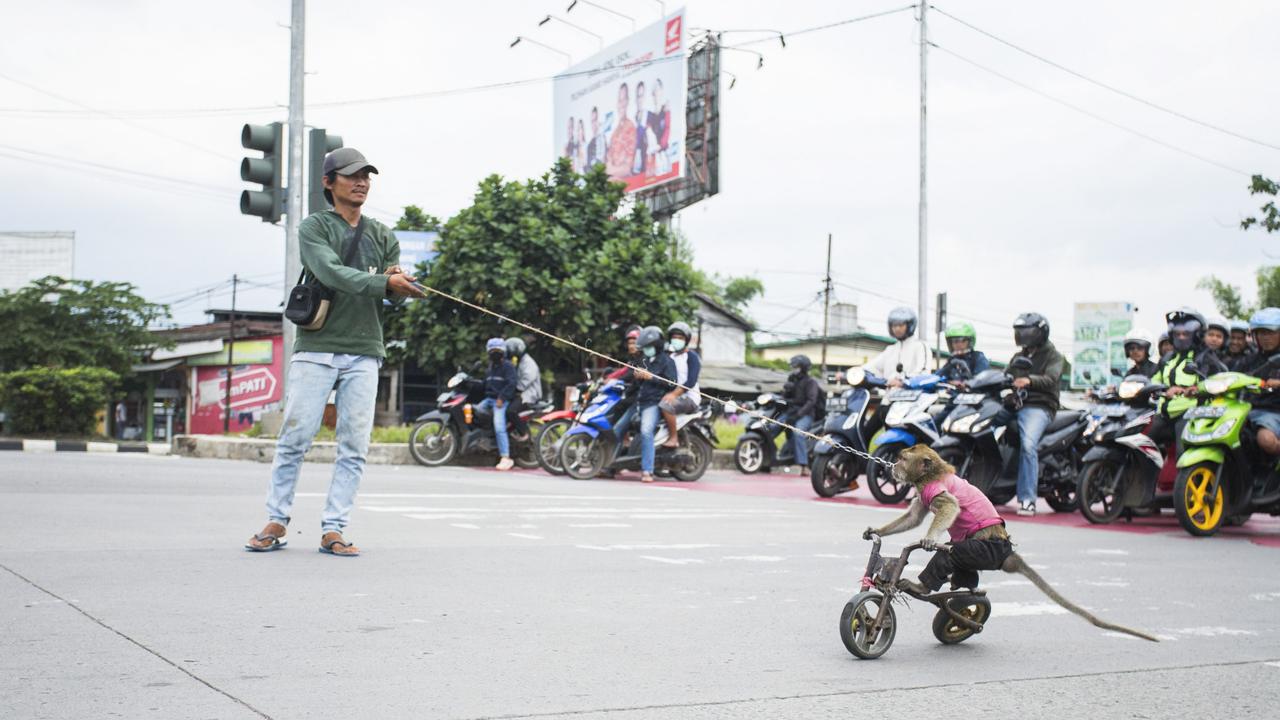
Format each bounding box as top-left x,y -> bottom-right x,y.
638,404 -> 661,473
1015,406 -> 1053,505
267,356 -> 379,533
614,403 -> 638,450
476,398 -> 510,457
782,415 -> 815,466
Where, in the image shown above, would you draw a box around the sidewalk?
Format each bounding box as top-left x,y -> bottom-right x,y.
0,438 -> 170,454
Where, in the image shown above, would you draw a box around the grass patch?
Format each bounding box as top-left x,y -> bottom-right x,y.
239,423 -> 413,444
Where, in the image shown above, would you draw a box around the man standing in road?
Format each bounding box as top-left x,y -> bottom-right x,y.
246,147 -> 425,557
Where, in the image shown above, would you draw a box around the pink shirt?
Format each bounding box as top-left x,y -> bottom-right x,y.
919,473 -> 1004,542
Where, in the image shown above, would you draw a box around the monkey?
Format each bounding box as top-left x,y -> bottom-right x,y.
863,445 -> 1159,642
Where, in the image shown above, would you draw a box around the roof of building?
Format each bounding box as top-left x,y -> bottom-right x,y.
698,363 -> 789,395
694,292 -> 753,331
150,318 -> 281,344
753,331 -> 897,349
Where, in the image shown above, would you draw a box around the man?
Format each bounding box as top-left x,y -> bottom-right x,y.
1225,319 -> 1255,371
507,336 -> 542,441
1122,329 -> 1158,378
605,83 -> 636,178
780,354 -> 823,473
1243,308 -> 1280,455
479,338 -> 518,471
586,107 -> 604,168
632,326 -> 677,483
246,148 -> 425,557
1002,312 -> 1064,517
1147,307 -> 1207,459
866,306 -> 930,386
114,400 -> 128,440
1199,316 -> 1232,373
658,321 -> 701,450
633,80 -> 649,175
937,323 -> 990,383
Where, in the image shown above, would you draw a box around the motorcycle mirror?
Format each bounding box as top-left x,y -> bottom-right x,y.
1184,362 -> 1204,379
1010,356 -> 1034,371
896,363 -> 904,373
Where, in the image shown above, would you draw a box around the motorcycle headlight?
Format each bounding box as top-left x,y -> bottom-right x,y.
1209,418 -> 1237,440
947,413 -> 978,434
437,391 -> 451,403
447,372 -> 466,389
1204,377 -> 1231,395
757,393 -> 772,406
1118,380 -> 1144,400
846,367 -> 866,387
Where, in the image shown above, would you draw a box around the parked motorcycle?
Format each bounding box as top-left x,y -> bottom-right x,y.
1076,375 -> 1174,524
408,371 -> 553,468
1173,359 -> 1280,536
557,382 -> 716,481
931,358 -> 1086,510
811,367 -> 886,498
733,392 -> 816,474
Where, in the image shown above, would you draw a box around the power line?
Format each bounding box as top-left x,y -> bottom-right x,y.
761,295 -> 823,334
0,149 -> 234,204
929,5 -> 1280,153
0,143 -> 233,193
929,42 -> 1250,177
731,4 -> 918,47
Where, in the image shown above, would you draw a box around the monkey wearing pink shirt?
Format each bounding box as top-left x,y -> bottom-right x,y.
865,445 -> 1158,642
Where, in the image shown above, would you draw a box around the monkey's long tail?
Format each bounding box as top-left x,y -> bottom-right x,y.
1002,553 -> 1160,642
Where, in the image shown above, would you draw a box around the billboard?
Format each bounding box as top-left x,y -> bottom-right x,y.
1072,302 -> 1135,389
190,335 -> 284,434
553,8 -> 687,193
0,231 -> 74,292
395,230 -> 439,273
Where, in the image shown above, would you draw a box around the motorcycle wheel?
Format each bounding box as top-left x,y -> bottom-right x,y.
560,433 -> 607,480
840,592 -> 896,660
408,420 -> 458,467
513,423 -> 542,469
1078,461 -> 1125,524
534,419 -> 571,475
811,453 -> 856,498
1174,462 -> 1226,536
734,435 -> 767,474
931,595 -> 991,645
1044,480 -> 1079,513
866,443 -> 911,504
671,434 -> 712,482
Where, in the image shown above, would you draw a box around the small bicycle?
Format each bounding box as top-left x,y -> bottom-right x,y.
839,533 -> 993,659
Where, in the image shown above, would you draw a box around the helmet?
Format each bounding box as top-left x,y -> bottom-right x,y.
667,321 -> 692,340
1122,328 -> 1153,353
944,322 -> 976,352
887,306 -> 918,339
637,326 -> 664,350
505,337 -> 526,358
486,337 -> 506,354
1229,319 -> 1250,335
1165,306 -> 1205,351
789,354 -> 812,373
1013,312 -> 1050,349
1249,307 -> 1280,332
1205,315 -> 1230,336
625,327 -> 641,341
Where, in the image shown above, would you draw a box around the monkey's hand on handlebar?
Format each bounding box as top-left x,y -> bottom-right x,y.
862,527 -> 878,541
919,536 -> 939,551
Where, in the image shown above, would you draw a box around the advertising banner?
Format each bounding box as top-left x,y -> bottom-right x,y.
395,230 -> 439,273
190,335 -> 284,433
1072,302 -> 1135,389
553,8 -> 686,193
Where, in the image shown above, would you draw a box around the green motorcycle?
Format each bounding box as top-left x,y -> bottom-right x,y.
1175,365 -> 1280,536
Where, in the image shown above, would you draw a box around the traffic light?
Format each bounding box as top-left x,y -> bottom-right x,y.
239,122 -> 283,223
307,128 -> 343,216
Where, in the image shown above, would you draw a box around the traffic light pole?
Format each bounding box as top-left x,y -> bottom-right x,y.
282,0 -> 306,386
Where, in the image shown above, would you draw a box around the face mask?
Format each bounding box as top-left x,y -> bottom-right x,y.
643,346 -> 657,358
489,352 -> 505,363
670,338 -> 686,352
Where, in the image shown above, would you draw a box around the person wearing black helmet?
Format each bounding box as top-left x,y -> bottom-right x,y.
780,354 -> 823,473
1147,307 -> 1218,458
658,321 -> 702,449
608,326 -> 645,452
1002,312 -> 1064,516
632,326 -> 677,482
506,336 -> 542,441
479,337 -> 519,471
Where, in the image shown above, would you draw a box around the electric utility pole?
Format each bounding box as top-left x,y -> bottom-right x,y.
224,274 -> 239,433
917,2 -> 929,340
282,0 -> 306,385
820,233 -> 833,376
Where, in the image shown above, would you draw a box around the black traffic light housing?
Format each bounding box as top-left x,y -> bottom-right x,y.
239,122 -> 283,223
307,128 -> 344,216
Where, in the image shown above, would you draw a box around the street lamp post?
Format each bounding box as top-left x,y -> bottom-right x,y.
509,36 -> 572,65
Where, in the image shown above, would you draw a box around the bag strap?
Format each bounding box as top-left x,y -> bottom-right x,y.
300,215 -> 367,285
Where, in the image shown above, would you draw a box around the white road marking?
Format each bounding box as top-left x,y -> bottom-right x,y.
994,602 -> 1069,617
450,523 -> 480,530
722,555 -> 785,562
813,553 -> 854,559
507,533 -> 544,540
569,523 -> 632,528
985,579 -> 1033,587
1078,580 -> 1130,587
403,514 -> 485,520
639,556 -> 705,565
1249,592 -> 1280,601
1085,549 -> 1131,556
1166,626 -> 1257,637
1264,661 -> 1280,668
575,543 -> 719,551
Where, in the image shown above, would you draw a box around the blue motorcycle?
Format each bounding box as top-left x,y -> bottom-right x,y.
811,367 -> 886,498
864,371 -> 952,504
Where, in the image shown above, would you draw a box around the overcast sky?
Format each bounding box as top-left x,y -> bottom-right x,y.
3,0 -> 1277,362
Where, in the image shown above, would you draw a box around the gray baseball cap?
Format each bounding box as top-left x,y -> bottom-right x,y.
322,147 -> 378,176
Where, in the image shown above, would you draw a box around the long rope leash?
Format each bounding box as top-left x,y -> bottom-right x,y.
410,282 -> 895,470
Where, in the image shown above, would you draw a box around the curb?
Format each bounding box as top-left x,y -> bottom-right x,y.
0,439 -> 171,455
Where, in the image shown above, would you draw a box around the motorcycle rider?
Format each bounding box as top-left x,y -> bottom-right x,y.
658,321 -> 702,450
632,326 -> 677,483
478,337 -> 518,471
1199,316 -> 1231,372
1226,319 -> 1255,371
1148,308 -> 1215,455
1157,332 -> 1174,359
1001,312 -> 1065,517
1122,329 -> 1158,378
780,354 -> 823,474
867,306 -> 931,387
506,336 -> 542,441
937,323 -> 989,384
609,326 -> 644,450
1242,308 -> 1280,456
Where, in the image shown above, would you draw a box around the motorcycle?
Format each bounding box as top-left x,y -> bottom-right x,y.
931,357 -> 1086,511
1173,358 -> 1280,536
1075,375 -> 1174,524
533,375 -> 599,475
408,371 -> 553,468
557,383 -> 716,481
732,392 -> 817,474
863,366 -> 965,504
810,367 -> 886,498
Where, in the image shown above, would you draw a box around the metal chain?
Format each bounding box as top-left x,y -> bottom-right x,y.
410,282 -> 895,469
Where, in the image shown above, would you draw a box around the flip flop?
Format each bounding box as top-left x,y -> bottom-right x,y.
319,535 -> 360,557
244,533 -> 287,552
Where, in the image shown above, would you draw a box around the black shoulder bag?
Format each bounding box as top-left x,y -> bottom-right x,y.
285,217 -> 366,330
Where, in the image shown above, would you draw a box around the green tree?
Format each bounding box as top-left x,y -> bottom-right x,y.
398,160 -> 698,373
0,276 -> 169,374
394,205 -> 442,233
721,276 -> 764,312
0,367 -> 119,435
1241,175 -> 1279,233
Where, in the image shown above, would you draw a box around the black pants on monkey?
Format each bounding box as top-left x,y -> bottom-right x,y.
919,537 -> 1013,591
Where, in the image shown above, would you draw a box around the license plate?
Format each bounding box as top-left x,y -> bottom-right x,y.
1093,404 -> 1128,418
952,393 -> 985,405
886,389 -> 920,402
1186,405 -> 1226,419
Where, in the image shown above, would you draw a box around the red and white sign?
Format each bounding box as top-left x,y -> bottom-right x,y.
190,335 -> 284,434
665,16 -> 682,55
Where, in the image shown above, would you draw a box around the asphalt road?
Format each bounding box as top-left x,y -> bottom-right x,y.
3,453 -> 1279,719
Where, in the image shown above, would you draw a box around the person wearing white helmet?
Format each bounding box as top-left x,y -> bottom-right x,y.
864,306 -> 930,386
1122,329 -> 1158,378
1225,319 -> 1255,371
1243,308 -> 1280,455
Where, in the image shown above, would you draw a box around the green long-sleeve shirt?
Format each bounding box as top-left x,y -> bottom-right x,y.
295,210 -> 400,358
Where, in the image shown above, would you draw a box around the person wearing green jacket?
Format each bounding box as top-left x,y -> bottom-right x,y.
1147,307 -> 1215,454
246,148 -> 425,557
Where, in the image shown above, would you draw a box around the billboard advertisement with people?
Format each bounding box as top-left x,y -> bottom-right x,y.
553,8 -> 686,193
